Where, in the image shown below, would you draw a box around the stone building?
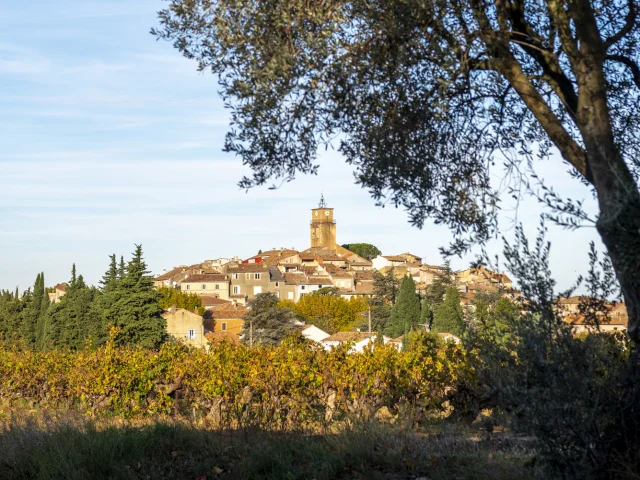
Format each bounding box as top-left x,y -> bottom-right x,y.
181,273 -> 230,300
162,307 -> 207,349
310,194 -> 337,250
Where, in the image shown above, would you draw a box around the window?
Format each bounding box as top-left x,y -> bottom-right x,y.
339,280 -> 345,287
186,285 -> 190,290
288,292 -> 294,300
233,273 -> 239,280
253,286 -> 262,295
275,291 -> 280,298
245,273 -> 251,280
254,273 -> 261,280
275,282 -> 279,287
215,284 -> 219,290
233,285 -> 240,295
202,284 -> 206,290
221,323 -> 227,331
301,285 -> 305,290
187,329 -> 197,340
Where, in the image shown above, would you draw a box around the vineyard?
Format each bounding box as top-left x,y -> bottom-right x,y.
0,333 -> 468,429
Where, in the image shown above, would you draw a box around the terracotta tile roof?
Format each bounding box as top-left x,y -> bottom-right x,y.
355,283 -> 374,295
154,266 -> 189,281
421,264 -> 447,271
348,260 -> 373,266
557,296 -> 591,305
200,296 -> 231,307
321,255 -> 345,262
323,332 -> 376,342
227,263 -> 269,273
55,283 -> 68,292
182,273 -> 228,283
303,276 -> 333,285
565,313 -> 628,327
382,255 -> 407,262
213,305 -> 249,319
229,294 -> 246,299
355,270 -> 374,281
284,273 -> 307,285
323,264 -> 353,278
303,266 -> 321,275
259,248 -> 299,257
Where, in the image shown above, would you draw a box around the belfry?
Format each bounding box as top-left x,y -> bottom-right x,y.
310,194 -> 337,250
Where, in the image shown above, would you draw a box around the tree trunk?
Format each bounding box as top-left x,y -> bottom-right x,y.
570,9 -> 640,344
593,167 -> 640,344
582,127 -> 640,344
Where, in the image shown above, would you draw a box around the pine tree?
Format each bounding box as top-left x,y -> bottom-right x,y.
241,293 -> 299,346
386,276 -> 421,338
99,254 -> 118,291
103,245 -> 166,349
118,256 -> 126,280
432,286 -> 464,336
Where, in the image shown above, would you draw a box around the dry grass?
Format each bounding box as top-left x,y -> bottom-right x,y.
0,406 -> 535,480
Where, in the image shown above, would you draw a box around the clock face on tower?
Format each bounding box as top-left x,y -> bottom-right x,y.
325,210 -> 329,216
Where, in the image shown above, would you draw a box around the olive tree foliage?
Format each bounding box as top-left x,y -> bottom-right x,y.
152,0 -> 640,341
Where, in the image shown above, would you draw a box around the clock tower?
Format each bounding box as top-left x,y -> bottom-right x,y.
310,194 -> 337,250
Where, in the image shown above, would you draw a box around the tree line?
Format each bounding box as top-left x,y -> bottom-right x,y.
0,246 -> 180,350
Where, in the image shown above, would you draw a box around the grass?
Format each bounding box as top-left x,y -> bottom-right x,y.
0,408 -> 534,480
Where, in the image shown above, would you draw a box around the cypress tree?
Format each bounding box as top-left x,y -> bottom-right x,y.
420,298 -> 433,330
386,275 -> 421,338
22,273 -> 46,349
432,286 -> 464,336
44,265 -> 98,350
369,268 -> 399,332
104,245 -> 166,349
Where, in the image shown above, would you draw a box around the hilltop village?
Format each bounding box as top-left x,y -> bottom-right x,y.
146,197 -> 629,349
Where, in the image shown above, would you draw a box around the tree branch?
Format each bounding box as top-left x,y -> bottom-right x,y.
604,0 -> 637,50
501,59 -> 590,181
606,54 -> 640,89
507,0 -> 579,119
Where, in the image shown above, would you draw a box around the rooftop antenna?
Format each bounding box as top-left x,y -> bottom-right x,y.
318,193 -> 327,208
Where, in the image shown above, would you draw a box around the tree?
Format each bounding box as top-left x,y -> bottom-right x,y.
103,245 -> 166,349
368,268 -> 399,331
387,276 -> 421,338
432,287 -> 464,336
46,267 -> 100,350
424,261 -> 456,306
293,292 -> 367,333
341,243 -> 381,260
241,293 -> 299,346
154,0 -> 640,343
420,298 -> 433,330
99,254 -> 118,292
158,286 -> 205,315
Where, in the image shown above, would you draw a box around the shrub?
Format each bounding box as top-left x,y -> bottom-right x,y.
0,334 -> 466,431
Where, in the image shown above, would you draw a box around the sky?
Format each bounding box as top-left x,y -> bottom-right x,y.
0,0 -> 604,293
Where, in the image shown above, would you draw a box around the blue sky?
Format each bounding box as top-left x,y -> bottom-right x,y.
0,0 -> 603,292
